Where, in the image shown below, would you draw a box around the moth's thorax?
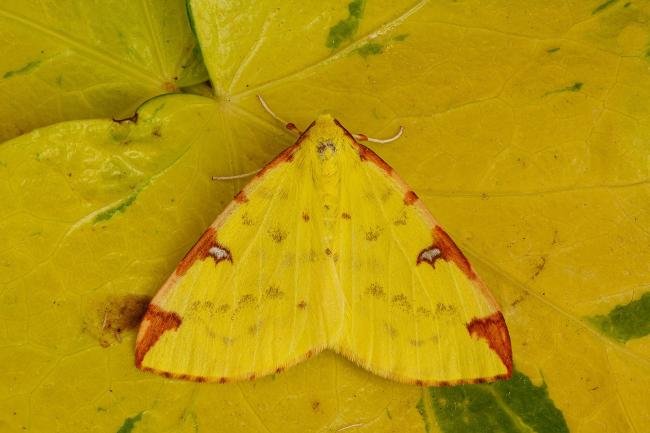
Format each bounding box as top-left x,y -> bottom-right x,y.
305,114 -> 354,178
304,115 -> 355,233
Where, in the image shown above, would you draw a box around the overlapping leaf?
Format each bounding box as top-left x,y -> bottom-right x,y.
0,0 -> 207,141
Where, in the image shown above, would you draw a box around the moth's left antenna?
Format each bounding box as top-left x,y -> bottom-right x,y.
257,95 -> 302,135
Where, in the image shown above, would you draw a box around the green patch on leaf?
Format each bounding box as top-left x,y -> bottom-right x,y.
587,291 -> 650,342
393,33 -> 409,42
3,60 -> 41,79
356,42 -> 384,57
592,0 -> 619,14
567,82 -> 583,92
544,81 -> 583,96
116,412 -> 143,433
326,0 -> 366,49
416,397 -> 431,433
420,371 -> 569,433
94,192 -> 139,223
546,47 -> 560,53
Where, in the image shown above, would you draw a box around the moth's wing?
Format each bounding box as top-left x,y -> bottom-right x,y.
333,140 -> 512,385
135,142 -> 343,382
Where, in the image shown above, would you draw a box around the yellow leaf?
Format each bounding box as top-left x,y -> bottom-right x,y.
0,0 -> 206,141
2,0 -> 650,432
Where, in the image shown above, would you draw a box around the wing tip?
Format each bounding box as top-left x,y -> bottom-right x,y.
134,304 -> 182,368
466,311 -> 513,377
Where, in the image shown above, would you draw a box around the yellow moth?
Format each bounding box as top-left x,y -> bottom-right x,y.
135,108 -> 512,386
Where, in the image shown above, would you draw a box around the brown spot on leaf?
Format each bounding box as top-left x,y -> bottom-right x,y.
404,190 -> 418,205
302,212 -> 310,222
466,311 -> 513,378
415,380 -> 424,386
305,350 -> 313,358
341,212 -> 351,220
325,248 -> 332,256
89,294 -> 151,347
135,304 -> 182,367
531,255 -> 547,279
275,366 -> 285,374
417,226 -> 477,280
297,300 -> 307,309
176,227 -> 232,276
163,81 -> 177,92
249,374 -> 256,381
219,377 -> 228,384
311,400 -> 320,411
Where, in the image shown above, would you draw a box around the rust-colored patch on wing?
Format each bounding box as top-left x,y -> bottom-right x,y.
418,226 -> 477,280
234,190 -> 248,203
175,227 -> 232,276
333,118 -> 393,174
404,190 -> 419,205
256,143 -> 299,178
357,143 -> 393,174
135,304 -> 182,368
467,311 -> 513,378
433,226 -> 476,280
256,121 -> 315,178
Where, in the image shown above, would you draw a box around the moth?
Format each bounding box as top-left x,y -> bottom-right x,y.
135,101 -> 512,385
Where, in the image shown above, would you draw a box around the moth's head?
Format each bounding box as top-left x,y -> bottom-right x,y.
305,114 -> 356,163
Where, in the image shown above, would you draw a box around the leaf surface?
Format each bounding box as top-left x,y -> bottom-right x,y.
0,0 -> 207,141
1,0 -> 650,432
